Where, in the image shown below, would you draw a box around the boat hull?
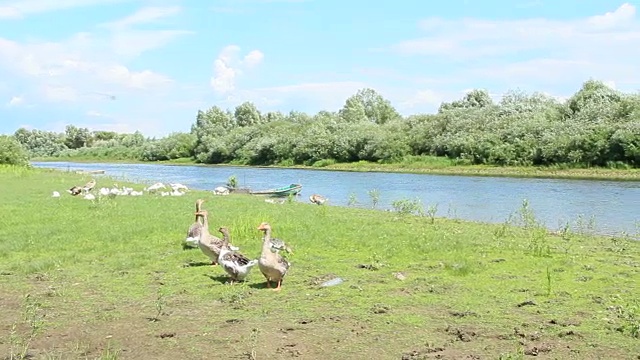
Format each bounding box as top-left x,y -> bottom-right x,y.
250,183 -> 302,197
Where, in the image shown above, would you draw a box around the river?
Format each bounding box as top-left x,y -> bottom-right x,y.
32,161 -> 640,238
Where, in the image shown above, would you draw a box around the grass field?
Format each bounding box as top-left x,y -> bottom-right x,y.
33,155 -> 640,182
0,165 -> 639,360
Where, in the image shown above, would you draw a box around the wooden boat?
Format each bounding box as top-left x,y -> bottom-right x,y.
250,183 -> 302,197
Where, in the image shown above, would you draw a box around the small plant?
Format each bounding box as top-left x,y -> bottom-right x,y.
425,203 -> 438,224
446,203 -> 459,222
493,213 -> 515,240
150,288 -> 166,322
515,199 -> 538,229
10,294 -> 46,360
498,347 -> 525,360
391,198 -> 424,216
359,252 -> 387,271
529,231 -> 551,257
248,327 -> 260,359
367,189 -> 380,209
557,221 -> 574,254
100,341 -> 122,360
347,192 -> 358,206
575,213 -> 597,235
610,297 -> 639,338
545,265 -> 552,296
608,236 -> 627,253
226,175 -> 238,189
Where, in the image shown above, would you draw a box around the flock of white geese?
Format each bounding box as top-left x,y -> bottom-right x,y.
185,199 -> 293,291
51,178 -> 191,200
51,178 -> 293,290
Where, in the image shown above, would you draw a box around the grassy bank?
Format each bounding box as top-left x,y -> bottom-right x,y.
1,165 -> 638,359
31,155 -> 640,181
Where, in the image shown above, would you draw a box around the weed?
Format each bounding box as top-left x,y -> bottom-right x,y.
150,288 -> 166,322
545,265 -> 552,296
499,347 -> 525,360
347,192 -> 358,206
610,297 -> 640,339
9,294 -> 46,360
425,203 -> 438,224
226,175 -> 238,189
367,188 -> 380,208
391,198 -> 424,216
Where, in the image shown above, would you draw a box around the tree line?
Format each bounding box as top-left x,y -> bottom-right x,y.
2,80 -> 639,168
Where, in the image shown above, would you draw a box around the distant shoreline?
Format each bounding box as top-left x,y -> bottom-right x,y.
31,157 -> 640,182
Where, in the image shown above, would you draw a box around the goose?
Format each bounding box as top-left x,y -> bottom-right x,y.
145,182 -> 166,193
67,186 -> 82,196
217,227 -> 258,283
213,186 -> 230,195
185,199 -> 205,248
170,183 -> 189,192
193,210 -> 240,265
82,178 -> 96,193
257,222 -> 291,291
309,194 -> 327,205
170,189 -> 184,196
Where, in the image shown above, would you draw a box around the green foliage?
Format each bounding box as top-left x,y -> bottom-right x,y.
12,80 -> 640,169
141,132 -> 196,161
0,135 -> 30,166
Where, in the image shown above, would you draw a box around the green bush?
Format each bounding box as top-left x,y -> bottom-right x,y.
0,135 -> 30,166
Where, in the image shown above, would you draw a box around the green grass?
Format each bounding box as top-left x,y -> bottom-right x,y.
32,155 -> 640,181
1,164 -> 639,359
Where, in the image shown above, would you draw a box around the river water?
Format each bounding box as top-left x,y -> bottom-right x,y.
32,161 -> 640,238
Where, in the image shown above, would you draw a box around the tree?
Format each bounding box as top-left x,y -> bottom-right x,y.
13,128 -> 67,157
191,106 -> 235,156
339,96 -> 367,122
439,89 -> 494,112
567,79 -> 621,115
341,88 -> 401,124
234,102 -> 262,127
64,125 -> 93,149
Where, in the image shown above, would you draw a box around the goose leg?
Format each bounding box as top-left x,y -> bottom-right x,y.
265,280 -> 271,289
272,279 -> 282,292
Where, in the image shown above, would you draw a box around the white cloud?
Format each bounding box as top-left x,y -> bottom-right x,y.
226,81 -> 367,111
6,95 -> 24,107
0,6 -> 189,105
389,3 -> 640,91
100,6 -> 182,29
210,45 -> 264,95
0,0 -> 134,19
243,50 -> 265,68
87,110 -> 107,117
399,90 -> 444,109
588,3 -> 636,28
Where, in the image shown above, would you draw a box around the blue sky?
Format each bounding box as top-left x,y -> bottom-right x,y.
1,0 -> 639,137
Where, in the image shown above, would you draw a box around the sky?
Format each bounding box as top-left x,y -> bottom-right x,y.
1,0 -> 639,137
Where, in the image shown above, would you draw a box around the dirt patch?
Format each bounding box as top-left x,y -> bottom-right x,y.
449,311 -> 478,318
444,326 -> 477,342
524,343 -> 553,356
401,346 -> 444,359
516,300 -> 537,307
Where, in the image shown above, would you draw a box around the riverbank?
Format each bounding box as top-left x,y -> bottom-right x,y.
31,156 -> 640,181
1,165 -> 638,359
